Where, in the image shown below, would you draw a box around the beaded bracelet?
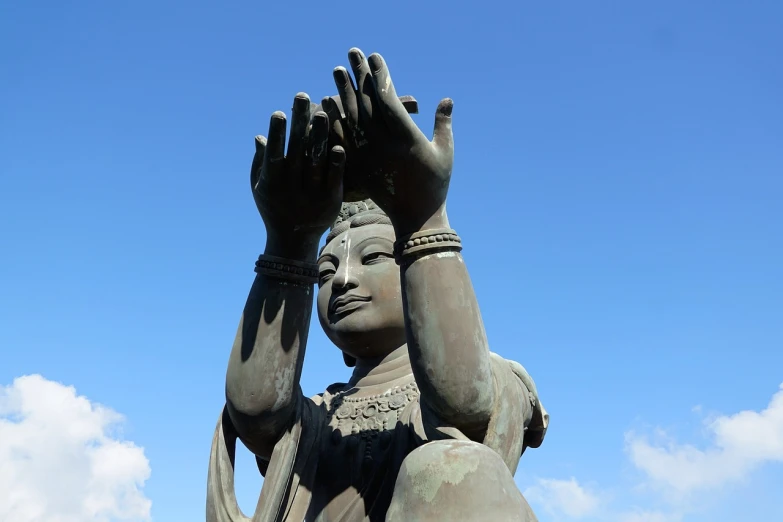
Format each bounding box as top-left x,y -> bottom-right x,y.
393,228 -> 462,265
254,254 -> 319,285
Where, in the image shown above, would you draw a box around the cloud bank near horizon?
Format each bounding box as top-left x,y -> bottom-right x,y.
524,383 -> 783,521
2,374 -> 780,521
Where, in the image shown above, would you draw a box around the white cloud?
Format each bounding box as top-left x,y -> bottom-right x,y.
0,375 -> 151,522
626,383 -> 783,497
524,383 -> 783,521
523,477 -> 601,519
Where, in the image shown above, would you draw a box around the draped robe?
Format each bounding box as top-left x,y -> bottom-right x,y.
207,353 -> 548,522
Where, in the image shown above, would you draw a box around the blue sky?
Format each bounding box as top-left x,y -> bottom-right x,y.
1,1 -> 781,521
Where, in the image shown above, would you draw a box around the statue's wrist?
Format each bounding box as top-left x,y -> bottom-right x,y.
393,225 -> 462,266
392,206 -> 450,238
264,232 -> 320,263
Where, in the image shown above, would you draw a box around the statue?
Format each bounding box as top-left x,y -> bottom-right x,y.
207,48 -> 549,522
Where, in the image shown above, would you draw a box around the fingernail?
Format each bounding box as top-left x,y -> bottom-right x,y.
349,49 -> 363,67
333,67 -> 348,83
293,94 -> 309,111
368,54 -> 383,74
438,99 -> 454,117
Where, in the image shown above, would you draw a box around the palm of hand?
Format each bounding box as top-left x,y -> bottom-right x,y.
250,93 -> 345,249
328,48 -> 455,235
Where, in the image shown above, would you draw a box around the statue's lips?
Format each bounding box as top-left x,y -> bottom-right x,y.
330,295 -> 371,315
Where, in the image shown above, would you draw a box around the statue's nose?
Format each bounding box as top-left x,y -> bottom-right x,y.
332,262 -> 359,290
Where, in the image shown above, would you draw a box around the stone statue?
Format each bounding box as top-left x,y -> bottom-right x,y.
207,48 -> 549,522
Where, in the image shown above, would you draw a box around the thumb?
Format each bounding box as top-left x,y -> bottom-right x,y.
250,135 -> 266,191
432,98 -> 454,154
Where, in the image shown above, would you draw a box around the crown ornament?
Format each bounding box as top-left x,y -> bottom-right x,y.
332,200 -> 384,227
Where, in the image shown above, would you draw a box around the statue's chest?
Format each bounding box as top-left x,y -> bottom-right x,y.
317,382 -> 420,481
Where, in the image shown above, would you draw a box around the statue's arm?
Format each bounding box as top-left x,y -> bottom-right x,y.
225,241 -> 317,460
400,225 -> 495,437
328,48 -> 495,436
225,93 -> 345,459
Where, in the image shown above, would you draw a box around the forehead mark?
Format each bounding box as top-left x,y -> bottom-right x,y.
323,228 -> 393,261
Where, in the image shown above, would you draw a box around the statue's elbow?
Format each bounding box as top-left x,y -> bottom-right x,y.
224,386 -> 295,443
425,384 -> 495,430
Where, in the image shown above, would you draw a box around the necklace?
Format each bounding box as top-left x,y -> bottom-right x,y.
326,380 -> 420,450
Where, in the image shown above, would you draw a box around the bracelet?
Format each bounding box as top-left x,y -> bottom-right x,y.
254,254 -> 319,285
394,228 -> 462,265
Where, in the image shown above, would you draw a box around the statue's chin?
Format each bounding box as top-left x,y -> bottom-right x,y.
317,298 -> 406,362
321,319 -> 406,362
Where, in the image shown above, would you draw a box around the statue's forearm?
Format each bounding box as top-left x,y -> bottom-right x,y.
225,240 -> 316,455
401,250 -> 495,432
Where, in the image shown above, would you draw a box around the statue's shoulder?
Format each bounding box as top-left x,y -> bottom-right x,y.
325,382 -> 350,394
489,353 -> 549,450
489,354 -> 539,401
309,382 -> 350,406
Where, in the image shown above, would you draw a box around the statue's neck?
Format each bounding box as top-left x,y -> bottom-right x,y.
349,345 -> 411,388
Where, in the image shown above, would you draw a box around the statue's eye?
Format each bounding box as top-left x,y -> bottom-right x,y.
318,268 -> 335,286
362,252 -> 393,265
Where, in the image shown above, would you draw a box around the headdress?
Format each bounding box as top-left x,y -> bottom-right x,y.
323,199 -> 392,246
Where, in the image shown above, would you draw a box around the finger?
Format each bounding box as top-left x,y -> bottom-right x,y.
367,53 -> 415,136
399,95 -> 419,114
333,67 -> 359,128
287,93 -> 311,162
321,96 -> 346,147
308,111 -> 330,168
327,145 -> 346,194
321,95 -> 346,125
330,118 -> 346,149
263,111 -> 287,186
432,98 -> 454,155
265,111 -> 287,162
348,48 -> 375,120
250,135 -> 266,191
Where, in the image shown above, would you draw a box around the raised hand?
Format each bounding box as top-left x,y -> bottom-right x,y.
251,93 -> 346,260
328,48 -> 454,236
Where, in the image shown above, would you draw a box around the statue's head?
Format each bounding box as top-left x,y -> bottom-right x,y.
316,200 -> 405,365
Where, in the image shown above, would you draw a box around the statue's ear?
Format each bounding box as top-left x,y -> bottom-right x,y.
343,352 -> 357,367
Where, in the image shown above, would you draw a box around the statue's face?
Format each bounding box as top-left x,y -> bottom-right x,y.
317,223 -> 406,360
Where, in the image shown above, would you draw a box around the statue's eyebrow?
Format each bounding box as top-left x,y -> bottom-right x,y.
317,235 -> 393,265
317,252 -> 338,265
352,236 -> 394,250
